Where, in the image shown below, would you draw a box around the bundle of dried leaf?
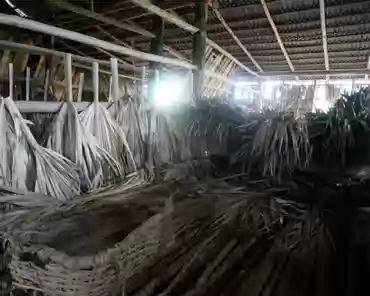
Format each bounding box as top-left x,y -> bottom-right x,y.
0,97 -> 80,201
80,101 -> 135,179
43,102 -> 121,191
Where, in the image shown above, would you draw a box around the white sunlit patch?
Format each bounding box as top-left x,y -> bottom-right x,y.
154,73 -> 190,108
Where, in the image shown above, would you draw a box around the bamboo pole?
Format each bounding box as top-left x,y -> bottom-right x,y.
64,54 -> 73,102
43,69 -> 50,101
77,72 -> 84,102
9,63 -> 13,99
26,66 -> 30,101
110,58 -> 119,101
0,40 -> 239,87
0,13 -> 195,70
93,62 -> 99,103
108,76 -> 112,102
15,101 -> 109,113
141,66 -> 146,99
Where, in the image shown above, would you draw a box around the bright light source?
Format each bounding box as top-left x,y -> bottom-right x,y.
153,72 -> 192,108
154,80 -> 182,107
262,80 -> 281,100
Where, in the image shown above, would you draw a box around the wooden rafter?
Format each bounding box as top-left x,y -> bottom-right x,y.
53,0 -> 192,64
260,0 -> 295,73
130,0 -> 259,76
0,13 -> 196,69
50,0 -> 153,38
210,5 -> 263,72
0,40 -> 141,74
319,0 -> 330,73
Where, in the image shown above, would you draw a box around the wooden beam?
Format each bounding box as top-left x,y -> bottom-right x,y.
77,72 -> 84,102
192,1 -> 208,98
64,53 -> 73,102
129,0 -> 259,76
0,13 -> 196,70
50,0 -> 153,38
97,22 -> 187,61
148,15 -> 164,102
211,6 -> 263,72
0,40 -> 141,74
260,0 -> 295,72
9,63 -> 13,99
93,62 -> 99,103
130,0 -> 198,33
16,101 -> 110,113
43,69 -> 50,101
319,0 -> 330,76
259,69 -> 370,77
110,58 -> 119,101
73,62 -> 141,81
26,67 -> 30,101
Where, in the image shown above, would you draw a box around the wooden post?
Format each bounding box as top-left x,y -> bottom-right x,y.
9,63 -> 13,99
148,15 -> 164,103
93,62 -> 99,103
108,76 -> 113,102
77,72 -> 84,102
110,58 -> 119,101
26,67 -> 30,101
192,1 -> 208,98
64,53 -> 73,102
43,69 -> 50,101
141,66 -> 146,100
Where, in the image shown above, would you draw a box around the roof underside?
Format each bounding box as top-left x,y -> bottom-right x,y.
2,0 -> 370,81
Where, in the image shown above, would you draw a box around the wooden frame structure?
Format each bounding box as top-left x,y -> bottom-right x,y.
0,0 -> 369,111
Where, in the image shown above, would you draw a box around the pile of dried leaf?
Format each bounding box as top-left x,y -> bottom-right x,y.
0,175 -> 338,296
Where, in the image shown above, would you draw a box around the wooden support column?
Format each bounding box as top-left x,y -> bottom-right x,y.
192,1 -> 208,98
148,15 -> 164,103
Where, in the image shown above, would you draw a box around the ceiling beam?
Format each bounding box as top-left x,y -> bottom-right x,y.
0,13 -> 196,70
50,0 -> 153,38
260,69 -> 370,77
319,0 -> 330,79
210,5 -> 263,72
130,0 -> 259,76
51,0 -> 194,64
0,40 -> 142,74
260,0 -> 295,72
130,0 -> 198,33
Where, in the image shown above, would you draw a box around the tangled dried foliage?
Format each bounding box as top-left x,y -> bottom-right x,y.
247,112 -> 312,179
80,101 -> 136,179
3,177 -> 336,296
43,102 -> 121,191
184,99 -> 246,157
308,87 -> 370,167
0,97 -> 80,201
110,98 -> 145,171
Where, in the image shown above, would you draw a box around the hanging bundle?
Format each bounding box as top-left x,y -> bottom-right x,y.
110,97 -> 145,171
0,96 -> 80,201
43,102 -> 121,191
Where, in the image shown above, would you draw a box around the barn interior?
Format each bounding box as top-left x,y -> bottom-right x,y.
1,1 -> 370,296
